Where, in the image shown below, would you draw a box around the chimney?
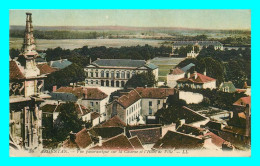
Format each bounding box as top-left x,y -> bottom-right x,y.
187,72 -> 190,78
145,85 -> 147,88
53,85 -> 57,92
194,71 -> 198,79
203,70 -> 206,76
98,136 -> 102,146
69,131 -> 76,142
229,111 -> 233,119
123,127 -> 126,136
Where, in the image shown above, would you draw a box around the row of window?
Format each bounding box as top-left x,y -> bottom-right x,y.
87,70 -> 136,79
127,110 -> 141,124
86,80 -> 126,87
127,101 -> 141,116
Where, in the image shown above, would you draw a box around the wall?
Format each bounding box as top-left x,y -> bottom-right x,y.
203,81 -> 216,89
179,91 -> 203,104
141,98 -> 165,117
167,73 -> 185,88
125,99 -> 142,125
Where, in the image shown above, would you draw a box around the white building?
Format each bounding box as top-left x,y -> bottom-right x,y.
167,67 -> 185,88
187,46 -> 199,58
177,71 -> 216,90
84,59 -> 158,88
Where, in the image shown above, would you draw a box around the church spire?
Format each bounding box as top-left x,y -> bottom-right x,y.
20,12 -> 38,59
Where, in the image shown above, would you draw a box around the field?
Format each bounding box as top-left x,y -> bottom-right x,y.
9,38 -> 166,50
149,57 -> 185,82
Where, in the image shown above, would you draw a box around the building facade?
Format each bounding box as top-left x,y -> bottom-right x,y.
167,67 -> 185,88
84,59 -> 158,88
10,13 -> 48,151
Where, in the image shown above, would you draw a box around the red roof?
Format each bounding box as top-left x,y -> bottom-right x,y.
91,112 -> 100,120
90,134 -> 134,151
233,96 -> 251,107
9,61 -> 25,80
129,127 -> 161,144
84,88 -> 108,100
205,132 -> 229,148
129,136 -> 144,149
37,64 -> 57,75
117,89 -> 142,108
63,128 -> 93,149
101,116 -> 127,127
177,72 -> 215,84
135,87 -> 174,99
169,67 -> 185,75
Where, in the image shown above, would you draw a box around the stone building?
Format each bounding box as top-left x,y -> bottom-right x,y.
9,13 -> 48,151
166,67 -> 185,88
84,59 -> 158,88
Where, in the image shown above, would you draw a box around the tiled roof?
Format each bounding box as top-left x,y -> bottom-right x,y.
233,96 -> 251,107
41,104 -> 58,113
91,112 -> 100,120
177,124 -> 206,136
173,41 -> 223,46
49,59 -> 72,69
90,134 -> 134,150
37,64 -> 57,75
9,61 -> 25,80
153,130 -> 204,149
179,106 -> 207,124
84,88 -> 108,100
205,132 -> 229,148
129,127 -> 161,144
116,89 -> 142,108
238,112 -> 246,119
55,86 -> 108,100
129,136 -> 144,149
92,59 -> 147,68
101,116 -> 127,127
177,72 -> 215,84
169,67 -> 185,75
63,128 -> 93,149
88,127 -> 124,139
145,63 -> 158,70
135,87 -> 174,99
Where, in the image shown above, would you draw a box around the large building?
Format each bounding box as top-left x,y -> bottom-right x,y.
172,41 -> 224,52
84,59 -> 158,88
10,13 -> 48,151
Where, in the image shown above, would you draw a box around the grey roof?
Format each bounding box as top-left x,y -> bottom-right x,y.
92,59 -> 155,68
181,63 -> 195,72
35,57 -> 46,63
145,63 -> 158,70
50,59 -> 72,69
173,41 -> 223,46
219,82 -> 236,93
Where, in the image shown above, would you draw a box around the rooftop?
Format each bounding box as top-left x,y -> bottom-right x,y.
116,89 -> 142,108
135,87 -> 174,99
91,59 -> 157,69
49,59 -> 72,69
181,63 -> 195,73
9,61 -> 25,80
101,116 -> 127,127
169,67 -> 185,75
129,127 -> 161,144
233,96 -> 251,107
177,72 -> 215,84
173,41 -> 223,46
37,63 -> 57,75
129,136 -> 144,149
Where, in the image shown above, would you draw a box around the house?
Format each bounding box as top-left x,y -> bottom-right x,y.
100,116 -> 127,127
50,86 -> 109,121
233,96 -> 251,108
129,127 -> 162,145
219,81 -> 236,93
167,67 -> 185,88
177,71 -> 216,89
135,87 -> 174,117
49,59 -> 72,70
84,59 -> 158,88
106,89 -> 142,125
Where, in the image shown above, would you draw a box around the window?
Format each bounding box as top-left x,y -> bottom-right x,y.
90,72 -> 93,77
127,71 -> 130,78
149,108 -> 152,115
101,71 -> 104,77
121,71 -> 125,79
116,71 -> 120,78
95,72 -> 98,77
157,100 -> 160,105
132,71 -> 136,76
96,80 -> 98,84
86,80 -> 88,84
111,71 -> 114,78
96,102 -> 98,105
127,109 -> 128,116
149,101 -> 152,107
90,102 -> 94,107
106,71 -> 109,78
91,80 -> 93,84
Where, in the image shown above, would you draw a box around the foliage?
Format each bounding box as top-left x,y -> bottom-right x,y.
9,48 -> 20,59
53,102 -> 84,141
125,71 -> 157,88
44,63 -> 85,91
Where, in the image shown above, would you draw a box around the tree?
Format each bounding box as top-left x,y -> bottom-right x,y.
125,71 -> 157,88
53,102 -> 83,141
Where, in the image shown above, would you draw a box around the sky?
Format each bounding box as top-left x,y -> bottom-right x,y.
9,10 -> 251,30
